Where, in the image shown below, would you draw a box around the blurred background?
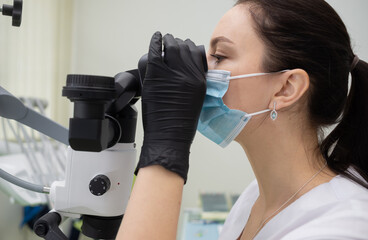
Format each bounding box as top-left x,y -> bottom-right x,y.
0,0 -> 367,239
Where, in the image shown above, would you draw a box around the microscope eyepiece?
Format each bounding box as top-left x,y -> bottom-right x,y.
62,75 -> 118,151
62,72 -> 140,151
63,75 -> 116,102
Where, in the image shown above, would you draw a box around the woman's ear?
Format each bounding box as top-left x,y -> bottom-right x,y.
269,69 -> 310,110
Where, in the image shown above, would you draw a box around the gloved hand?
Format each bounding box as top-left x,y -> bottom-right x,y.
135,31 -> 207,183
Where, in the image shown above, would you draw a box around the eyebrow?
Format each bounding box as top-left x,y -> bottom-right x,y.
210,36 -> 235,48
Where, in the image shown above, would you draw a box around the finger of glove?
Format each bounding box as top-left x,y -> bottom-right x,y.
163,34 -> 180,68
176,38 -> 191,69
184,39 -> 204,72
148,31 -> 163,63
175,37 -> 184,44
176,40 -> 194,70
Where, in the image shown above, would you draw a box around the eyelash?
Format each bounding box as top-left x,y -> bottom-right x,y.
210,54 -> 227,64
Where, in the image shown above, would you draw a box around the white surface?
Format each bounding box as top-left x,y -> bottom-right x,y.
220,174 -> 368,240
0,153 -> 47,205
0,0 -> 367,239
51,144 -> 136,217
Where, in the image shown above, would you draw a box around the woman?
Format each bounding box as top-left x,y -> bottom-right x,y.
117,0 -> 368,239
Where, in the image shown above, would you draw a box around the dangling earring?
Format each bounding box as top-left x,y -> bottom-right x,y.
270,102 -> 278,121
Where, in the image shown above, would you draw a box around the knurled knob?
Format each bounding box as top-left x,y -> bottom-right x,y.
89,175 -> 111,196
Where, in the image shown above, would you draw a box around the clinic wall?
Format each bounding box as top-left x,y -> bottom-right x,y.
0,0 -> 367,239
69,0 -> 368,238
326,0 -> 368,57
0,0 -> 73,127
0,0 -> 73,239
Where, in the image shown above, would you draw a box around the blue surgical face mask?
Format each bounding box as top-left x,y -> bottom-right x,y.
197,69 -> 288,148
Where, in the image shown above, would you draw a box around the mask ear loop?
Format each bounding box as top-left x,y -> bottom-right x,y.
270,102 -> 278,121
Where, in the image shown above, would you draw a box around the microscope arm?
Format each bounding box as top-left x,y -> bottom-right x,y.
0,86 -> 68,145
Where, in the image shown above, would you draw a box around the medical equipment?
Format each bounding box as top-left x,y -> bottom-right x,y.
1,6 -> 208,239
37,71 -> 143,239
1,54 -> 206,240
1,69 -> 143,239
197,70 -> 289,148
0,97 -> 66,206
0,0 -> 22,26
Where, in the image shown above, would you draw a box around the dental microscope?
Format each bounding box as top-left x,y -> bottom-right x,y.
1,1 -> 207,239
1,1 -> 142,238
1,65 -> 145,239
33,69 -> 144,240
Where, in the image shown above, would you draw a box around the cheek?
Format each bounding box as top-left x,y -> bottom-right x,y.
223,79 -> 270,112
223,81 -> 251,110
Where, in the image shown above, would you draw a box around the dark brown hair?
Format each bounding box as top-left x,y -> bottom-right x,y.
236,0 -> 368,188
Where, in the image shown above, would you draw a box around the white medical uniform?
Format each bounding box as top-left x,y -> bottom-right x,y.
219,173 -> 368,240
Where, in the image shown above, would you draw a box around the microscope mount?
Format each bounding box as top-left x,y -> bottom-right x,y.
1,0 -> 22,27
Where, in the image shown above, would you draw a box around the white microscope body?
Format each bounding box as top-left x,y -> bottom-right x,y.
50,143 -> 136,218
32,71 -> 142,239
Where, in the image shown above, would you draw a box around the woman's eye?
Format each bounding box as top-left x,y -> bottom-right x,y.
210,54 -> 226,64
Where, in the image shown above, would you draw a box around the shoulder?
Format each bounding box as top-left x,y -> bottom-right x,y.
329,173 -> 368,201
290,173 -> 368,214
280,175 -> 368,240
281,202 -> 368,240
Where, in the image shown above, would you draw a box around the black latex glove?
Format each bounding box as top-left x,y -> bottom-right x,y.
135,31 -> 207,183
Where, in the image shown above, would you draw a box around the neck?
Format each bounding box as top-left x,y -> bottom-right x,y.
237,117 -> 334,211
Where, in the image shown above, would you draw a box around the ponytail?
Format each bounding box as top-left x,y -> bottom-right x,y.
321,58 -> 368,188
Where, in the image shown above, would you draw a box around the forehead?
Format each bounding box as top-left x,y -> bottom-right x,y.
210,4 -> 259,48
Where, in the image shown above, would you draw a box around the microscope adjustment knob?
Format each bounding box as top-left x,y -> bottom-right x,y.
89,175 -> 111,196
1,0 -> 23,27
63,74 -> 116,101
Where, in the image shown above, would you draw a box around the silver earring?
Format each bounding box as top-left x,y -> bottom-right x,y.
270,102 -> 278,121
